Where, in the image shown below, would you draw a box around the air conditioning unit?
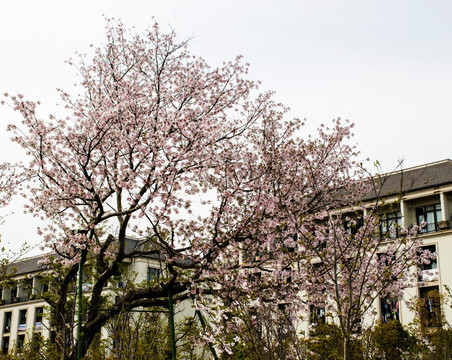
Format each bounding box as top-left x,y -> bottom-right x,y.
438,220 -> 450,230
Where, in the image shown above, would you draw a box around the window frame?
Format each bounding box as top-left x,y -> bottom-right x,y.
419,286 -> 441,327
19,309 -> 27,325
35,307 -> 43,325
3,312 -> 11,333
310,305 -> 326,326
418,244 -> 439,283
17,334 -> 25,351
379,211 -> 402,239
380,296 -> 400,323
2,336 -> 9,355
147,267 -> 160,283
416,203 -> 442,233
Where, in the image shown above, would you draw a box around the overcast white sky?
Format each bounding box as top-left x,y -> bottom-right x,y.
0,0 -> 451,253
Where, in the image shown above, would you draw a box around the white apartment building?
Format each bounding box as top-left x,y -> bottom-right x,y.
0,238 -> 169,355
366,159 -> 452,328
0,159 -> 451,355
304,159 -> 452,333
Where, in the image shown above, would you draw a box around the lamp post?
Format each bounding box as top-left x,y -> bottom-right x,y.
77,261 -> 83,360
168,288 -> 176,360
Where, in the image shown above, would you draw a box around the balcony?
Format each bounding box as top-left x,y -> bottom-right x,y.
420,269 -> 439,283
0,295 -> 37,306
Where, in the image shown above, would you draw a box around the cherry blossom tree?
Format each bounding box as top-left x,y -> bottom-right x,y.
273,167 -> 427,360
2,18 -> 425,360
0,163 -> 30,286
207,151 -> 427,360
1,18 -> 309,359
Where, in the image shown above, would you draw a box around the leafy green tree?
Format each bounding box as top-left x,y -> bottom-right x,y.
105,310 -> 206,360
372,320 -> 414,360
408,288 -> 452,360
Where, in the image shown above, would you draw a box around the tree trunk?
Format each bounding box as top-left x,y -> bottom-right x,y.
343,336 -> 350,360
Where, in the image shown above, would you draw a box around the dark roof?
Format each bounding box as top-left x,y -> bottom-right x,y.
361,159 -> 452,201
12,238 -> 165,276
14,256 -> 48,276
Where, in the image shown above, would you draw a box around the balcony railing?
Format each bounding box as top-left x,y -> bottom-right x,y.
420,269 -> 440,282
0,295 -> 38,305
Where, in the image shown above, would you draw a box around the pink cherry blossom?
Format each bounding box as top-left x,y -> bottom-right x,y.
1,18 -> 426,360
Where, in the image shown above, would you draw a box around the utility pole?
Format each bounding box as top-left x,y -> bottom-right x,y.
77,261 -> 83,360
168,288 -> 176,360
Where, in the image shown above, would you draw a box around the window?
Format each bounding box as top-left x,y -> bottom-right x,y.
380,297 -> 400,323
307,224 -> 328,251
377,253 -> 398,284
23,278 -> 32,300
147,267 -> 160,283
380,211 -> 402,239
416,204 -> 441,233
248,272 -> 262,285
3,312 -> 11,333
279,267 -> 292,284
17,334 -> 25,351
31,333 -> 42,353
38,277 -> 49,295
35,307 -> 43,329
418,245 -> 439,282
345,218 -> 363,236
19,310 -> 27,325
310,305 -> 326,325
2,336 -> 8,355
41,284 -> 49,294
311,263 -> 327,291
378,253 -> 395,267
244,246 -> 267,263
419,286 -> 441,327
315,239 -> 327,251
18,310 -> 27,331
419,245 -> 438,270
313,262 -> 326,275
10,288 -> 17,303
283,233 -> 298,253
353,317 -> 362,334
50,331 -> 57,344
309,305 -> 327,337
249,307 -> 262,335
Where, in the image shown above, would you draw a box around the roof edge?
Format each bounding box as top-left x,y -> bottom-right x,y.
380,159 -> 452,176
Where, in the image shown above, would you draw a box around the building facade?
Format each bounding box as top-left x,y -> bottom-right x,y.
0,159 -> 451,355
0,239 -> 172,355
302,159 -> 452,334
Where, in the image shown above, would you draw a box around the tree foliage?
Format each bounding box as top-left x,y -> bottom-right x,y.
2,18 -> 426,359
2,18 -> 303,358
